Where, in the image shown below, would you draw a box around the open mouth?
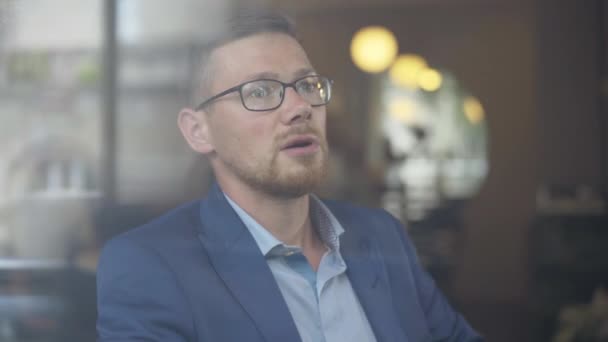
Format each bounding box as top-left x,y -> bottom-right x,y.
284,139 -> 314,149
281,135 -> 320,156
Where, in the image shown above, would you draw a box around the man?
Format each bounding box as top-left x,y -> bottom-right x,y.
97,11 -> 482,342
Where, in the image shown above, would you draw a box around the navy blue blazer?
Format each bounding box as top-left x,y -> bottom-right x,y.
97,184 -> 482,341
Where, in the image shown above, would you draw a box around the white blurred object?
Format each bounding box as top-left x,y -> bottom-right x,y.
119,0 -> 231,45
11,193 -> 99,259
8,0 -> 231,50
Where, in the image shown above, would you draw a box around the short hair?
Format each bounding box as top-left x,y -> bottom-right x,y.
192,10 -> 298,104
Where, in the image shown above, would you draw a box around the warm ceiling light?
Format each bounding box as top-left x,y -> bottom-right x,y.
389,54 -> 428,88
350,26 -> 398,73
417,68 -> 442,92
463,96 -> 485,124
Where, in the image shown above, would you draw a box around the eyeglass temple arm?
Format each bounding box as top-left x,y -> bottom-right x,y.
195,85 -> 242,111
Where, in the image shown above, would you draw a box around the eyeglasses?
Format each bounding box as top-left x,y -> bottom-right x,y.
195,75 -> 333,112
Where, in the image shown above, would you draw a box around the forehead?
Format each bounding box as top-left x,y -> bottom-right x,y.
209,32 -> 314,88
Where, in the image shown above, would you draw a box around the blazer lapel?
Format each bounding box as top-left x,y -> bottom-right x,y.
335,208 -> 409,342
197,184 -> 301,342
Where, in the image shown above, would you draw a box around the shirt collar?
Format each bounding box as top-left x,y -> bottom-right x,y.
224,193 -> 344,257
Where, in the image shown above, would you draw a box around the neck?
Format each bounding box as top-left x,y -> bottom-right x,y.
219,179 -> 320,249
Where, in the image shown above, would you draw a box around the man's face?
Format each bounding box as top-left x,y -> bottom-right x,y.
201,32 -> 328,198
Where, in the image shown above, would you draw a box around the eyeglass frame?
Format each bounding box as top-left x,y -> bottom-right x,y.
194,75 -> 333,112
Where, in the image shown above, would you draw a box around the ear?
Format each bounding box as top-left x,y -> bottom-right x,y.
177,108 -> 215,154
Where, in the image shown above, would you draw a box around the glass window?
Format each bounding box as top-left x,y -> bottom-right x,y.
0,1 -> 102,340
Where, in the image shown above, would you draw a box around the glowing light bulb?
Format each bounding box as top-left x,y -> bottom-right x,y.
463,96 -> 485,124
350,26 -> 398,73
389,54 -> 428,88
417,68 -> 442,92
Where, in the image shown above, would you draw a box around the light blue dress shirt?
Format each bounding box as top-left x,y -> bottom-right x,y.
225,194 -> 377,342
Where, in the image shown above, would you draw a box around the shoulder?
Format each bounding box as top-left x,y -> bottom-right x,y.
96,204 -> 200,341
106,200 -> 201,249
98,200 -> 202,272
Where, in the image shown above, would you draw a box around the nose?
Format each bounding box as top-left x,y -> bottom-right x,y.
280,86 -> 312,125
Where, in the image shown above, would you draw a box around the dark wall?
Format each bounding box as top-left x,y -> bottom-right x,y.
536,0 -> 604,188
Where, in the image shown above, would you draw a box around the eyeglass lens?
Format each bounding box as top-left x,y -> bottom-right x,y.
241,76 -> 330,111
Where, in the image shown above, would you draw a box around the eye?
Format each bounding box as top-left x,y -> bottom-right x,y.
243,81 -> 279,99
248,86 -> 270,98
297,79 -> 318,93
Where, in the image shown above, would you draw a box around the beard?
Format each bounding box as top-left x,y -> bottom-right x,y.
219,127 -> 329,199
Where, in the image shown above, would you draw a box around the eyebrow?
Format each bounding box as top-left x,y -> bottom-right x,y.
293,67 -> 317,78
242,68 -> 317,83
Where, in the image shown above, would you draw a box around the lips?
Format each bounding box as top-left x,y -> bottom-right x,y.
281,135 -> 317,149
280,134 -> 320,156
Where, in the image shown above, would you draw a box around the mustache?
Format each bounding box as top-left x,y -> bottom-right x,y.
276,126 -> 323,144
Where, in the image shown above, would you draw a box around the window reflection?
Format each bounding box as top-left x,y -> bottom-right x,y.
380,71 -> 488,222
0,1 -> 102,340
114,0 -> 225,205
0,1 -> 501,340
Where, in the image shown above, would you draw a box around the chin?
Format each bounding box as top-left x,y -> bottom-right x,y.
261,165 -> 327,199
262,181 -> 320,199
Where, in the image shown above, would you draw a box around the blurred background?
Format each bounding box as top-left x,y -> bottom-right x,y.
0,0 -> 606,341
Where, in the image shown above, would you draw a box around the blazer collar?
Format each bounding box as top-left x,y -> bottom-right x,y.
197,183 -> 301,342
329,203 -> 410,342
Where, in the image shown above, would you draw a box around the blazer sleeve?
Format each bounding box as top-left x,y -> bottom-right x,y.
96,236 -> 197,342
385,212 -> 484,342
